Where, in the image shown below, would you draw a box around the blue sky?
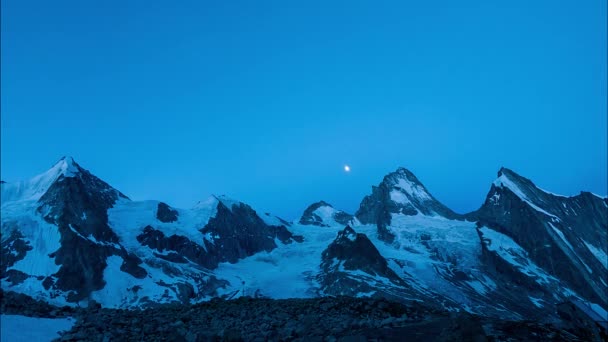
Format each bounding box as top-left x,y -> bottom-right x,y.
1,0 -> 606,219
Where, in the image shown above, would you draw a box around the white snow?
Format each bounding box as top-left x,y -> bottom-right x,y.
1,158 -> 79,205
213,224 -> 340,299
91,254 -> 207,308
548,223 -> 574,251
2,214 -> 61,278
364,214 -> 484,303
528,296 -> 544,308
297,204 -> 351,227
583,240 -> 608,269
0,315 -> 75,342
478,226 -> 558,285
390,190 -> 410,204
212,195 -> 241,211
108,198 -> 218,250
344,229 -> 357,241
466,280 -> 488,295
493,174 -> 560,220
395,178 -> 432,201
260,213 -> 289,227
537,186 -> 568,198
313,205 -> 339,224
590,303 -> 608,320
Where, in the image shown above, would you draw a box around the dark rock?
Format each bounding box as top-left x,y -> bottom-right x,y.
320,226 -> 404,283
299,201 -> 353,226
137,225 -> 217,269
0,229 -> 33,278
3,269 -> 29,286
32,157 -> 137,303
201,200 -> 297,264
157,202 -> 179,223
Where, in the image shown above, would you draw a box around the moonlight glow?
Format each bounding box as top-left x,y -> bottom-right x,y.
344,165 -> 351,172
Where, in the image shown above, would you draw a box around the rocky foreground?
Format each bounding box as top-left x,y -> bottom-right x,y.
1,291 -> 605,341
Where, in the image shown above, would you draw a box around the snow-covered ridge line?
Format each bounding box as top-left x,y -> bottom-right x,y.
1,157 -> 81,205
493,174 -> 560,220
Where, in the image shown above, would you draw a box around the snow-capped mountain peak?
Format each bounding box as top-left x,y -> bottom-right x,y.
299,201 -> 354,227
1,156 -> 82,205
53,156 -> 81,177
384,168 -> 434,204
493,167 -> 534,197
192,194 -> 246,213
490,167 -> 565,219
355,168 -> 460,228
213,194 -> 243,211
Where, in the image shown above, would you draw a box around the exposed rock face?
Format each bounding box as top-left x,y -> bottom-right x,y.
0,230 -> 32,280
316,226 -> 435,305
32,158 -> 147,302
320,226 -> 402,283
136,226 -> 217,268
156,202 -> 178,223
202,201 -> 298,264
299,201 -> 353,227
355,168 -> 461,242
470,168 -> 608,307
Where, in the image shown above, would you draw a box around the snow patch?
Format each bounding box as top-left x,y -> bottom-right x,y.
548,223 -> 574,251
4,216 -> 61,277
390,190 -> 410,204
479,226 -> 557,285
528,296 -> 544,308
493,174 -> 560,220
313,205 -> 339,225
1,315 -> 75,342
0,158 -> 80,205
583,241 -> 608,269
109,199 -> 217,250
395,178 -> 432,201
466,280 -> 488,295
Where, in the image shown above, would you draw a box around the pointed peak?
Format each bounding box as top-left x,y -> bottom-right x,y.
497,167 -> 520,179
337,225 -> 358,242
383,167 -> 434,203
384,167 -> 423,186
304,200 -> 333,211
493,167 -> 532,189
191,194 -> 247,215
395,166 -> 415,175
299,200 -> 354,227
392,167 -> 416,178
1,156 -> 124,205
52,156 -> 81,177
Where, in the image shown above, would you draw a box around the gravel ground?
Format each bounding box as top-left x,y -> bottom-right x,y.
1,290 -> 603,341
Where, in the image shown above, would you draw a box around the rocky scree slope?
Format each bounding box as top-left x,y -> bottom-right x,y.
1,290 -> 604,342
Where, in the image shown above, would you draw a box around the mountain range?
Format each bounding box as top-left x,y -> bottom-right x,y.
1,157 -> 606,325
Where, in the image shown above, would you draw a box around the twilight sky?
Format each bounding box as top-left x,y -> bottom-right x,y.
1,0 -> 606,219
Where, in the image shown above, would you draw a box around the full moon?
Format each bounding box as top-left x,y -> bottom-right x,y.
344,165 -> 351,172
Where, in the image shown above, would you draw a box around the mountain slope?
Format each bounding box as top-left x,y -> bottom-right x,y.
469,167 -> 608,308
1,158 -> 301,307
